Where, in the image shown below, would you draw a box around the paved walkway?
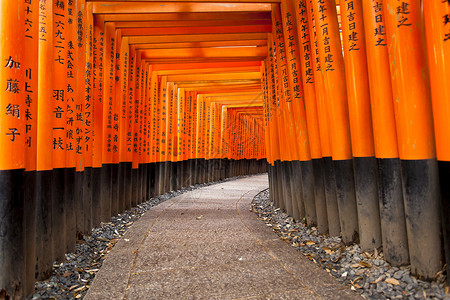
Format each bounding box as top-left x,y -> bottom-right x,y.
85,175 -> 361,300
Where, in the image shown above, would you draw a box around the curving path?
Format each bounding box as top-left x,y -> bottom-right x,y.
85,175 -> 361,300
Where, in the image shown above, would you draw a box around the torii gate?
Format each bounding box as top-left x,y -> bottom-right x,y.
0,0 -> 449,298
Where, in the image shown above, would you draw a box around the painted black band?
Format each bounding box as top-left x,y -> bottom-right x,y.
401,159 -> 442,279
333,159 -> 358,245
353,157 -> 381,250
377,158 -> 409,266
312,159 -> 328,234
0,169 -> 25,297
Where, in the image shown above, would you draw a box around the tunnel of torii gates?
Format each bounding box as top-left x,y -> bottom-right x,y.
0,0 -> 449,297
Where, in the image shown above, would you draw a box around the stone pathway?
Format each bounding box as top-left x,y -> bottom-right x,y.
85,175 -> 361,299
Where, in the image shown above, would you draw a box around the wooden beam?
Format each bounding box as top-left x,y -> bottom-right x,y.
215,102 -> 263,107
208,94 -> 263,101
195,87 -> 261,93
128,33 -> 268,44
202,91 -> 262,97
185,84 -> 261,92
134,40 -> 267,50
156,66 -> 260,75
101,11 -> 271,21
92,3 -> 272,14
168,72 -> 260,82
89,0 -> 278,2
95,12 -> 271,23
178,81 -> 261,87
120,25 -> 271,36
151,61 -> 261,71
139,46 -> 267,59
142,57 -> 265,64
174,81 -> 261,88
114,19 -> 271,28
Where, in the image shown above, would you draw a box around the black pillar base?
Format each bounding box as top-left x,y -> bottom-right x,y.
323,157 -> 340,237
377,158 -> 409,266
83,167 -> 92,234
35,170 -> 53,280
100,164 -> 112,223
91,167 -> 102,228
334,159 -> 359,245
354,157 -> 382,251
402,159 -> 442,279
0,169 -> 25,298
438,160 -> 450,287
312,159 -> 328,234
64,168 -> 76,253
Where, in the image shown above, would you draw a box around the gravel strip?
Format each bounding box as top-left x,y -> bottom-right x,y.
29,175 -> 253,300
251,189 -> 449,300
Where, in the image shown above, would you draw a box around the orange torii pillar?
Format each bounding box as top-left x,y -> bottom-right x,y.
196,94 -> 207,184
206,97 -> 214,181
124,43 -> 135,211
183,91 -> 193,185
214,102 -> 224,181
311,0 -> 359,245
266,39 -> 286,211
306,0 -> 340,237
157,76 -> 169,195
191,93 -> 199,183
130,51 -> 142,207
184,89 -> 192,186
92,22 -> 104,227
83,2 -> 94,235
361,0 -> 409,266
23,0 -> 39,294
294,0 -> 328,234
52,0 -> 69,264
262,61 -> 275,204
144,63 -> 152,200
227,105 -> 236,177
187,92 -> 198,185
111,28 -> 123,217
75,0 -> 87,236
0,0 -> 26,297
143,63 -> 151,201
268,34 -> 292,214
208,101 -> 217,182
138,62 -> 148,201
100,21 -> 115,223
264,55 -> 283,210
340,0 -> 381,251
117,36 -> 131,214
167,82 -> 178,191
384,0 -> 442,279
149,71 -> 160,196
271,7 -> 300,219
280,0 -> 319,226
171,85 -> 180,189
274,2 -> 300,220
136,58 -> 145,202
219,105 -> 228,180
36,0 -> 54,281
181,90 -> 189,185
177,87 -> 186,187
64,0 -> 78,255
424,0 -> 450,285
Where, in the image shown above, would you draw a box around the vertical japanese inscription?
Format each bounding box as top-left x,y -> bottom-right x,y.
372,1 -> 387,46
52,0 -> 67,168
445,1 -> 450,42
317,0 -> 334,71
298,1 -> 314,84
65,0 -> 76,167
24,0 -> 38,171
